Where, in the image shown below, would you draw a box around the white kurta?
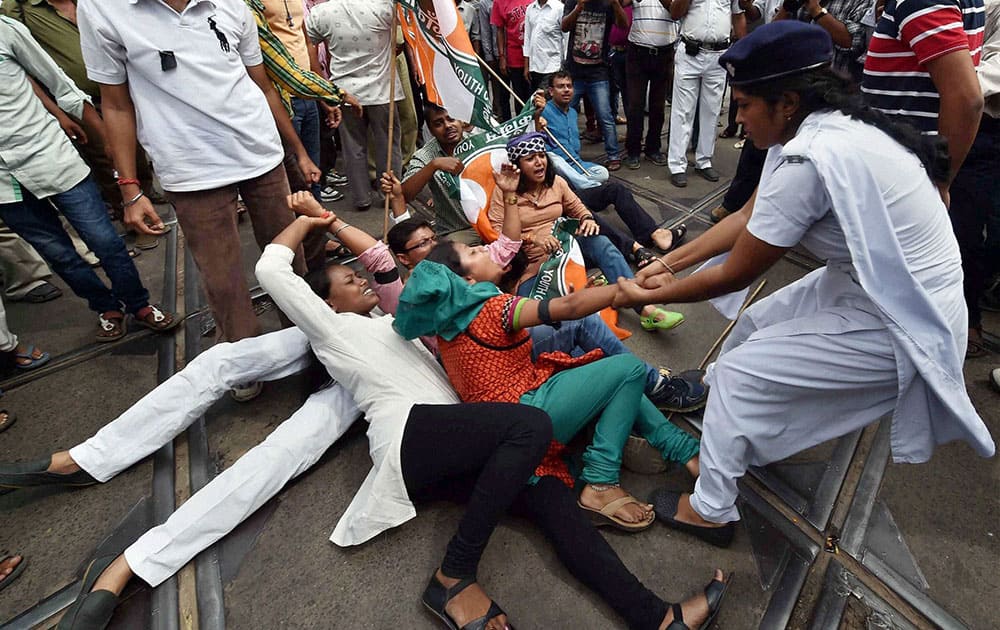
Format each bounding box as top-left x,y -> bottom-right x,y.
255,244 -> 460,545
690,111 -> 995,523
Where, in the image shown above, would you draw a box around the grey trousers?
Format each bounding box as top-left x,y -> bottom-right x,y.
0,221 -> 52,299
338,101 -> 403,209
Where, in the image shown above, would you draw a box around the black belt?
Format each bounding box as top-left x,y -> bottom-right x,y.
681,36 -> 730,51
628,42 -> 675,55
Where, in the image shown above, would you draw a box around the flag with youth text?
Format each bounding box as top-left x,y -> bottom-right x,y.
435,101 -> 536,241
397,0 -> 496,130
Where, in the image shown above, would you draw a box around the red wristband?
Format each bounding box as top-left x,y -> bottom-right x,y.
116,177 -> 140,187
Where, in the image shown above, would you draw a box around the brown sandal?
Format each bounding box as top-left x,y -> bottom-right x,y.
96,311 -> 126,343
133,304 -> 180,333
578,494 -> 656,532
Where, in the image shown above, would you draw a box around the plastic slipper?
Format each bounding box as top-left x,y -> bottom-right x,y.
14,345 -> 51,371
666,573 -> 733,630
641,308 -> 684,331
578,494 -> 655,532
20,282 -> 62,303
0,410 -> 15,434
0,554 -> 27,592
649,488 -> 735,548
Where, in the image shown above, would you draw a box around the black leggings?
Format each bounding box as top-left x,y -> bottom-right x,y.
577,181 -> 660,251
400,403 -> 552,580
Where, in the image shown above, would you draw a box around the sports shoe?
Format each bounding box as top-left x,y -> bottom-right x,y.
645,152 -> 668,166
320,186 -> 345,202
624,156 -> 641,170
231,381 -> 263,402
647,369 -> 709,412
324,170 -> 348,187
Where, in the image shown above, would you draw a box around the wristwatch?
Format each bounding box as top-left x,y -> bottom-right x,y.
812,7 -> 829,19
504,194 -> 519,205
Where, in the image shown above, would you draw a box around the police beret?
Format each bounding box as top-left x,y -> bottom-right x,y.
719,21 -> 833,86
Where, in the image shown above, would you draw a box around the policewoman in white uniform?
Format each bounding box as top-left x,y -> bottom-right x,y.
615,21 -> 996,546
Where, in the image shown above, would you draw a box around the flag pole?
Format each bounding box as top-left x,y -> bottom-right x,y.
698,280 -> 768,370
474,52 -> 593,177
383,10 -> 401,241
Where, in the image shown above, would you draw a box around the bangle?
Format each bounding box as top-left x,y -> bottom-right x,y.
652,257 -> 676,274
504,194 -> 518,205
122,191 -> 145,208
581,215 -> 595,222
117,177 -> 140,187
332,223 -> 351,238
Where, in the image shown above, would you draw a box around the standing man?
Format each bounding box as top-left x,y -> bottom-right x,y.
623,0 -> 679,170
78,0 -> 320,344
562,0 -> 630,171
477,0 -> 513,120
666,0 -> 746,187
862,0 -> 984,195
307,0 -> 404,212
493,0 -> 535,104
777,0 -> 872,83
524,0 -> 565,90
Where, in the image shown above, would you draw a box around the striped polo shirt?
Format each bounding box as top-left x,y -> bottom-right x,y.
861,0 -> 985,132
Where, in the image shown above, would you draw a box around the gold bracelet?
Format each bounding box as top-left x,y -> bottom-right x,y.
653,257 -> 676,274
504,194 -> 518,205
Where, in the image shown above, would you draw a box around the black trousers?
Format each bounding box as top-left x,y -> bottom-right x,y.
508,68 -> 532,108
625,43 -> 675,158
577,181 -> 660,252
949,114 -> 1000,329
400,403 -> 552,579
721,140 -> 767,213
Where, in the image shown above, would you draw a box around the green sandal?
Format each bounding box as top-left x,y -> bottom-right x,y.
641,307 -> 684,331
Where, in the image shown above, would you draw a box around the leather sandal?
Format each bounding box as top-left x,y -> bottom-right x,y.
96,311 -> 126,343
578,492 -> 655,532
422,572 -> 513,630
666,573 -> 733,630
133,304 -> 180,333
0,554 -> 26,592
631,246 -> 659,270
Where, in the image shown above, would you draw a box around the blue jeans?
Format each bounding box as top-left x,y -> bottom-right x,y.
577,234 -> 633,283
548,152 -> 608,191
570,80 -> 620,159
529,314 -> 661,392
0,176 -> 149,314
291,98 -> 322,199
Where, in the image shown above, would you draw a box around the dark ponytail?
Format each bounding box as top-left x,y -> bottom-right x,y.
741,67 -> 950,183
425,241 -> 528,293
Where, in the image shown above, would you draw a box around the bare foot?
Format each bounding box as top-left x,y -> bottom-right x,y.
658,569 -> 725,630
46,451 -> 81,475
674,493 -> 728,529
436,570 -> 508,630
579,484 -> 652,524
0,555 -> 23,582
90,555 -> 133,596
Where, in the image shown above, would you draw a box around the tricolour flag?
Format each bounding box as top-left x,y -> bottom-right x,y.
435,101 -> 536,241
397,0 -> 495,130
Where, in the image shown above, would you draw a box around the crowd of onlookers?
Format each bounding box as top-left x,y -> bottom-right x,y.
0,0 -> 998,625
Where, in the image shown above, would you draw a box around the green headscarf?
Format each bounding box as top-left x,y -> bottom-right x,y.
394,261 -> 502,341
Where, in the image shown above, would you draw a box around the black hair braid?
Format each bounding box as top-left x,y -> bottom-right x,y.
742,67 -> 950,183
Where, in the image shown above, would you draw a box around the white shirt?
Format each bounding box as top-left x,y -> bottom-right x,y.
254,244 -> 460,546
628,0 -> 679,47
679,0 -> 742,43
751,0 -> 782,24
524,0 -> 565,73
305,0 -> 404,106
0,17 -> 91,203
78,0 -> 284,192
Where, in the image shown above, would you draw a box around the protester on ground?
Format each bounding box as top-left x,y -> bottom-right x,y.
524,0 -> 565,91
666,0 -> 746,186
615,23 -> 996,548
623,0 -> 679,170
561,0 -> 629,170
306,0 -> 403,211
0,16 -> 177,343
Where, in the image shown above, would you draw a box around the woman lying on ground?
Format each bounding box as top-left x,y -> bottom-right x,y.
487,132 -> 686,332
393,196 -> 701,536
612,22 -> 995,548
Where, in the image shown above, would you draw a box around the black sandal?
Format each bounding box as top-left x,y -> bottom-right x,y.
666,573 -> 733,630
56,554 -> 120,630
654,225 -> 687,254
632,246 -> 659,270
422,572 -> 513,630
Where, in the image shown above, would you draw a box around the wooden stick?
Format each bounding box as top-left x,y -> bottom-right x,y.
473,52 -> 592,177
382,11 -> 400,241
698,280 -> 768,370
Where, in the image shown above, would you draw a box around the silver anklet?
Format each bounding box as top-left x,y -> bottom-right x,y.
588,483 -> 621,492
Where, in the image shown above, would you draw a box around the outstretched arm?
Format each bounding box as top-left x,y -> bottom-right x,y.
513,284 -> 619,329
